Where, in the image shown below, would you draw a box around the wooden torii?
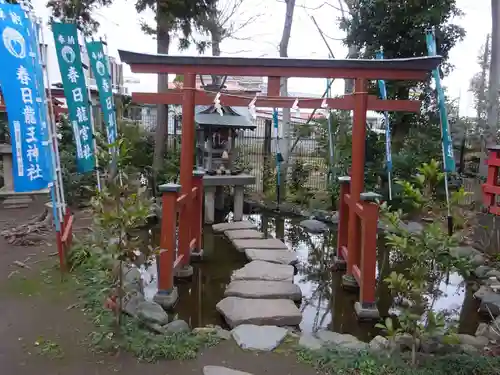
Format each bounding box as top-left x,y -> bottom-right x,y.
119,50 -> 440,316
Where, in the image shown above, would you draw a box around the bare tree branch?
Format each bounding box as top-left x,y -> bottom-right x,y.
221,49 -> 253,54
310,15 -> 335,58
276,0 -> 341,12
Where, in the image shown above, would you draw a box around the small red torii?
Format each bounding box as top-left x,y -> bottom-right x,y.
119,50 -> 441,318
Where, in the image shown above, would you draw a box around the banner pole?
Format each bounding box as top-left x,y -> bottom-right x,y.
82,42 -> 102,192
38,16 -> 65,222
100,35 -> 122,186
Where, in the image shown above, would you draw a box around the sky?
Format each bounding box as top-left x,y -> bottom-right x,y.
31,0 -> 492,117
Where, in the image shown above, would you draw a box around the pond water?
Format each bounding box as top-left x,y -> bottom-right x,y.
138,212 -> 483,342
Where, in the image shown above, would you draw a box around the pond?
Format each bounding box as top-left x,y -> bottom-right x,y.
138,212 -> 483,342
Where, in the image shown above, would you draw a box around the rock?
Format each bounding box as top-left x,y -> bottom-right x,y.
212,221 -> 257,233
486,269 -> 500,279
224,229 -> 265,240
137,300 -> 169,325
451,246 -> 480,258
420,336 -> 443,354
231,261 -> 294,282
121,264 -> 144,294
474,265 -> 493,279
299,219 -> 328,234
225,280 -> 302,301
231,324 -> 288,351
472,254 -> 487,267
122,290 -> 145,317
298,333 -> 323,350
458,334 -> 488,348
244,249 -> 298,265
479,292 -> 500,316
369,335 -> 389,352
476,318 -> 500,342
216,297 -> 302,328
395,333 -> 417,351
230,238 -> 288,251
146,323 -> 166,334
476,322 -> 500,341
460,344 -> 479,355
450,246 -> 486,266
475,322 -> 490,337
420,336 -> 458,355
402,221 -> 423,234
202,326 -> 231,340
193,325 -> 231,340
203,366 -> 253,375
316,331 -> 367,351
474,285 -> 493,300
163,319 -> 189,333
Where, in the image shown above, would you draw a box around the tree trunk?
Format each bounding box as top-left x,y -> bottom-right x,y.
210,23 -> 222,86
153,15 -> 171,177
341,0 -> 360,94
277,0 -> 296,199
482,0 -> 500,178
478,34 -> 490,129
344,45 -> 358,94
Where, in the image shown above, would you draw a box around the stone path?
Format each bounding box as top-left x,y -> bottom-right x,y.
213,221 -> 302,329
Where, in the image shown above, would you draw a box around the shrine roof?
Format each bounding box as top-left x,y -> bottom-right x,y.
119,50 -> 442,77
195,105 -> 256,129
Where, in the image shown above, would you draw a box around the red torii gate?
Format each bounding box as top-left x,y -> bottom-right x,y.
119,50 -> 440,315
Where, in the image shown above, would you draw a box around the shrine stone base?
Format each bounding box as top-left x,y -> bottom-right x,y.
0,187 -> 50,209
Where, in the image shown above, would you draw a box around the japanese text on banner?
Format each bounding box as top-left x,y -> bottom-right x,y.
86,41 -> 117,147
52,22 -> 95,173
0,3 -> 49,192
27,17 -> 53,181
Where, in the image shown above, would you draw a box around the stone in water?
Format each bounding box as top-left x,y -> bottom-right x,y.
225,280 -> 302,301
225,229 -> 265,240
299,219 -> 328,234
216,297 -> 302,328
231,261 -> 294,282
231,238 -> 288,251
244,248 -> 298,265
212,221 -> 257,233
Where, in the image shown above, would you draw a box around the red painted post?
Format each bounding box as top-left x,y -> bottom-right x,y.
335,176 -> 351,269
346,78 -> 368,278
192,170 -> 205,253
355,192 -> 381,319
178,73 -> 196,273
157,183 -> 180,292
483,145 -> 500,208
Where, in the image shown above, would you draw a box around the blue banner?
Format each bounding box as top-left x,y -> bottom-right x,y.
425,29 -> 456,173
86,41 -> 117,147
0,3 -> 50,192
375,50 -> 393,172
52,22 -> 95,173
27,17 -> 53,181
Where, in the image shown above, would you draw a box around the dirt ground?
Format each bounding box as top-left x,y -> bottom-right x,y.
0,201 -> 320,375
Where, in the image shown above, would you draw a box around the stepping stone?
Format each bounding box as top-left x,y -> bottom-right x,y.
231,324 -> 288,351
225,280 -> 302,301
245,249 -> 298,265
212,221 -> 257,233
231,238 -> 288,251
299,219 -> 329,234
216,297 -> 302,328
224,229 -> 265,240
203,366 -> 253,375
231,261 -> 294,282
